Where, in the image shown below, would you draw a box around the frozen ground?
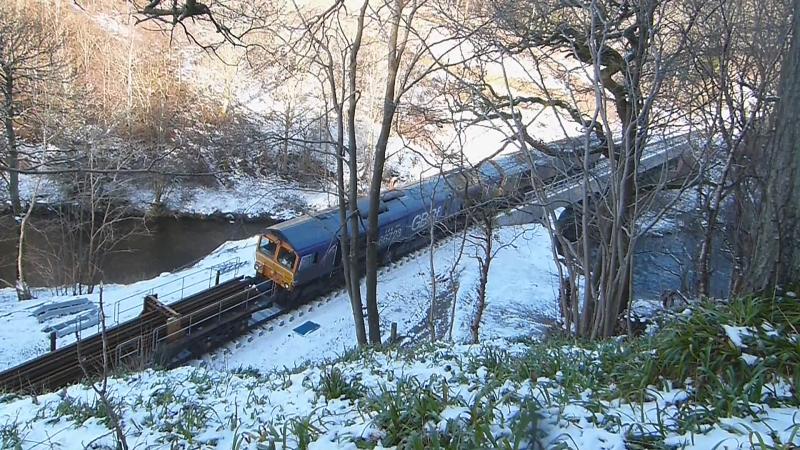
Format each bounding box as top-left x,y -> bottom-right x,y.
9,172 -> 338,220
125,175 -> 338,220
0,223 -> 561,373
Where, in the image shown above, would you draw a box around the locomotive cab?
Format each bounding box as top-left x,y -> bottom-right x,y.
256,233 -> 298,289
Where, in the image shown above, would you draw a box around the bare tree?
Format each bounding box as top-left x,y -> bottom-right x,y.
15,178 -> 40,300
468,208 -> 495,344
363,0 -> 476,345
443,0 -> 707,337
345,0 -> 371,346
129,0 -> 266,51
739,0 -> 800,293
285,0 -> 471,346
278,0 -> 372,345
363,0 -> 409,344
446,226 -> 469,341
265,83 -> 313,176
681,0 -> 790,297
464,191 -> 526,343
39,139 -> 145,295
0,4 -> 72,300
0,4 -> 67,214
76,285 -> 130,450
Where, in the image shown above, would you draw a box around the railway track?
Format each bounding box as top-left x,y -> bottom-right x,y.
0,187 -> 540,394
0,277 -> 262,393
205,228 -> 470,365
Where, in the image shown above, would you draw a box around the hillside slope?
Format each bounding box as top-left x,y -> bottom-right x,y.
1,293 -> 798,449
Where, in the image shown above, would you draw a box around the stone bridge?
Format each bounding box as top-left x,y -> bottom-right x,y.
498,135 -> 697,226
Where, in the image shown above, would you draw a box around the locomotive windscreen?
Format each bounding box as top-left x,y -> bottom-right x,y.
277,248 -> 297,270
260,237 -> 278,257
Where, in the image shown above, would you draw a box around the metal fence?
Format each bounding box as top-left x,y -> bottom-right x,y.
111,257 -> 245,325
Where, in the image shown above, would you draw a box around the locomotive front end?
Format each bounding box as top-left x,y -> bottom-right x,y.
255,233 -> 298,289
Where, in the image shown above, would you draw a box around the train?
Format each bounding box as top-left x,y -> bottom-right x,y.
255,148 -> 589,296
0,147 -> 595,393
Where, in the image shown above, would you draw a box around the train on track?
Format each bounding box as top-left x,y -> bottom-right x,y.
0,135 -> 692,393
255,148 -> 590,297
0,146 -> 592,393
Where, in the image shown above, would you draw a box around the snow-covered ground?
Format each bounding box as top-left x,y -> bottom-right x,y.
0,223 -> 561,373
201,224 -> 560,373
1,339 -> 796,449
125,175 -> 338,220
9,172 -> 338,220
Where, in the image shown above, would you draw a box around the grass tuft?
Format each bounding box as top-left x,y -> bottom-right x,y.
316,367 -> 364,402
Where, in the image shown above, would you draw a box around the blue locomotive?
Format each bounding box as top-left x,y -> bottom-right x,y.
254,150 -> 570,293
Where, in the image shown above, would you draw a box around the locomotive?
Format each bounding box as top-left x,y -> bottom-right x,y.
255,149 -> 583,296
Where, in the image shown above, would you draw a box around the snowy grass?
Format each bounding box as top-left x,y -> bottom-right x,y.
630,293 -> 800,409
1,292 -> 798,449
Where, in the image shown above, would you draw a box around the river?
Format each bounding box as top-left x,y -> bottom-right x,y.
0,209 -> 730,298
0,216 -> 273,288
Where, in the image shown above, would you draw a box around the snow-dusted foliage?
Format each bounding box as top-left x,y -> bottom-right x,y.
1,324 -> 798,449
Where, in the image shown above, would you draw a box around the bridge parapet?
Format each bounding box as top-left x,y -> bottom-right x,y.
498,135 -> 696,226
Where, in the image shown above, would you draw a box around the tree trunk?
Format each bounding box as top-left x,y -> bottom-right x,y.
344,0 -> 370,347
602,138 -> 637,337
15,180 -> 38,301
365,0 -> 403,345
447,226 -> 469,341
470,218 -> 493,344
745,0 -> 800,292
333,94 -> 361,344
3,72 -> 20,214
320,46 -> 363,345
427,198 -> 437,341
4,67 -> 29,301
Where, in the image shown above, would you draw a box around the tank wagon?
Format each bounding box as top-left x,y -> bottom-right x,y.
255,150 -> 582,296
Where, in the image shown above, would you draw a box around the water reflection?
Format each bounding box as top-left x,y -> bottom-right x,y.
0,215 -> 272,288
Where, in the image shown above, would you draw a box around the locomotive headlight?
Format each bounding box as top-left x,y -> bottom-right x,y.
255,262 -> 263,271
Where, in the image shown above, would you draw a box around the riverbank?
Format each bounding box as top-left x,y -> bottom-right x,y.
3,173 -> 338,222
126,175 -> 338,221
0,175 -> 333,288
